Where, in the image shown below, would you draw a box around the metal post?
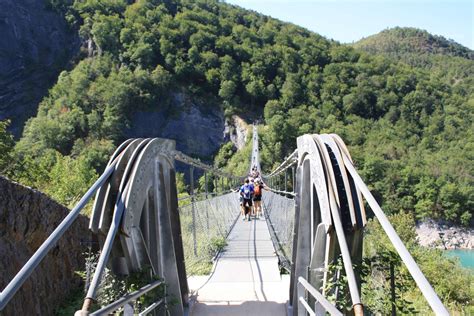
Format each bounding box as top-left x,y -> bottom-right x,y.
297,281 -> 304,316
204,172 -> 210,231
292,166 -> 296,193
390,262 -> 396,316
285,169 -> 288,192
190,166 -> 197,257
214,175 -> 218,194
204,172 -> 208,199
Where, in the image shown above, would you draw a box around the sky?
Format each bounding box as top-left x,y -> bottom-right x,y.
226,0 -> 474,49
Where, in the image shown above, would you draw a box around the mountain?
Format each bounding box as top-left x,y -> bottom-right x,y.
353,27 -> 473,60
0,0 -> 79,137
0,1 -> 473,314
6,1 -> 471,227
353,27 -> 474,89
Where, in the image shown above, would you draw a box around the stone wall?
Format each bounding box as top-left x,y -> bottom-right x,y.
0,176 -> 90,315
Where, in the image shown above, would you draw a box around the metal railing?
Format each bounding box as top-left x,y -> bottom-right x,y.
0,158 -> 119,311
259,130 -> 298,273
296,277 -> 342,316
90,280 -> 164,315
1,130 -> 451,316
0,138 -> 241,313
286,133 -> 449,315
263,191 -> 295,272
340,149 -> 449,315
179,191 -> 240,268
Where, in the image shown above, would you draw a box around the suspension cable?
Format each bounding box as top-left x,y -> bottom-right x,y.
170,149 -> 240,180
265,149 -> 298,178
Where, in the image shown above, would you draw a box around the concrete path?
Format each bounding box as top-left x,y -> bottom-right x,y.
188,216 -> 289,316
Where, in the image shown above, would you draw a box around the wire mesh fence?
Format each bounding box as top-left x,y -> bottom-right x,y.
178,191 -> 240,275
262,191 -> 295,272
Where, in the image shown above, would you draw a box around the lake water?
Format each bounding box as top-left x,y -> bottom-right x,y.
445,249 -> 474,270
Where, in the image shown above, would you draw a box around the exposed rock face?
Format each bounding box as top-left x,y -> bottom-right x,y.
0,176 -> 90,315
416,219 -> 474,249
225,115 -> 249,150
0,0 -> 79,137
126,93 -> 226,159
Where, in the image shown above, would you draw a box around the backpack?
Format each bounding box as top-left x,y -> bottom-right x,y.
254,185 -> 261,196
242,184 -> 252,199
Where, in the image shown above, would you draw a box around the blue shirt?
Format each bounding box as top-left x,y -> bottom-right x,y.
240,184 -> 254,199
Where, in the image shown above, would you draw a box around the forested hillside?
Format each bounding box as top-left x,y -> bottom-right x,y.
5,0 -> 470,226
353,27 -> 474,91
354,27 -> 473,59
0,0 -> 79,137
0,0 -> 472,313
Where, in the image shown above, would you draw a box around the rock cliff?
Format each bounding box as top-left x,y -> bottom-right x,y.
0,176 -> 90,315
0,0 -> 79,137
126,93 -> 248,160
225,115 -> 249,150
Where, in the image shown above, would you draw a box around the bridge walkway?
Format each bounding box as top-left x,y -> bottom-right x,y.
188,215 -> 289,315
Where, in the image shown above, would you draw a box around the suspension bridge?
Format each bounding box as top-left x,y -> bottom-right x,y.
0,125 -> 449,315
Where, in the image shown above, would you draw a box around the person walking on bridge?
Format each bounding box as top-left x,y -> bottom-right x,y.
240,178 -> 254,221
253,179 -> 267,219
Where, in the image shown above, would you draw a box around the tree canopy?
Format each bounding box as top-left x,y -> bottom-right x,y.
10,0 -> 471,227
0,0 -> 472,313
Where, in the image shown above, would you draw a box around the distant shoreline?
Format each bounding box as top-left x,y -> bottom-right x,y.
416,219 -> 474,250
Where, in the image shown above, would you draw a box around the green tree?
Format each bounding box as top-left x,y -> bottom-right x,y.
0,120 -> 14,173
218,80 -> 236,101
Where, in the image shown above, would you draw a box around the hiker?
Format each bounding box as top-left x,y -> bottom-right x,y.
249,177 -> 256,216
239,178 -> 254,221
251,166 -> 258,178
253,179 -> 267,218
254,170 -> 260,178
